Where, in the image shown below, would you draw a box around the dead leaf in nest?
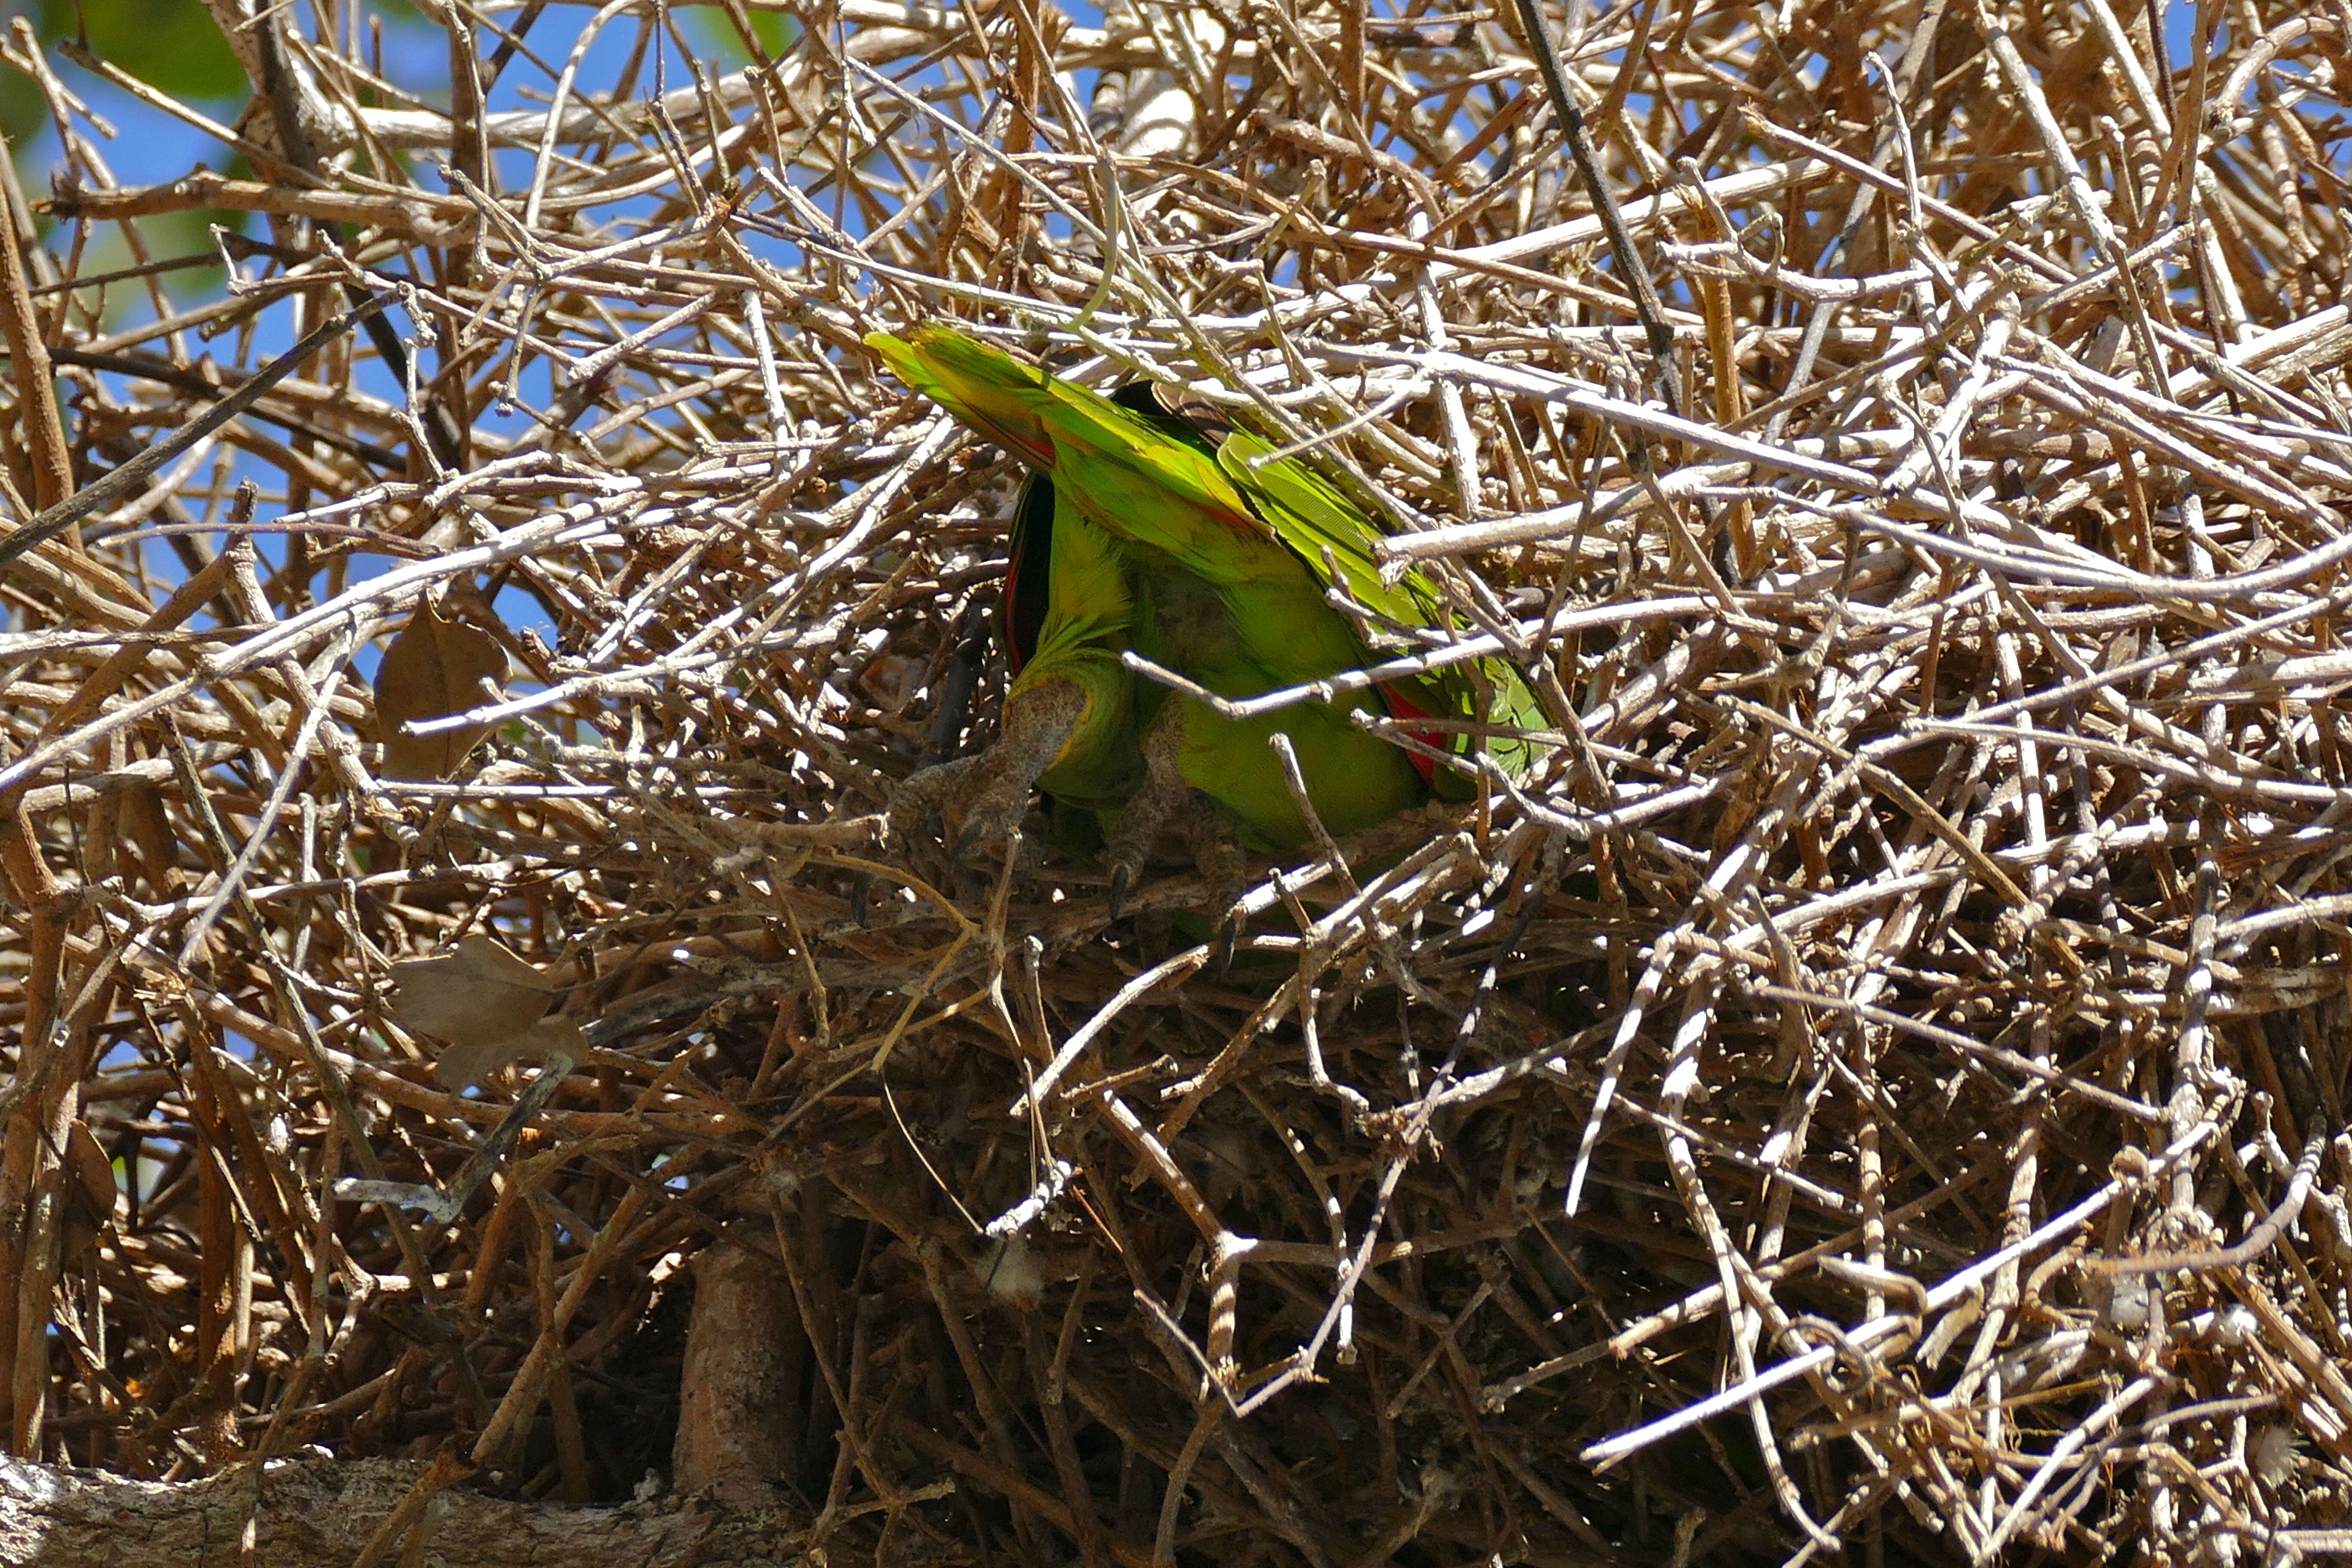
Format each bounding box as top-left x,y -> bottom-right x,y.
61,1119 -> 117,1258
375,599 -> 508,781
430,1016 -> 589,1096
391,934 -> 576,1089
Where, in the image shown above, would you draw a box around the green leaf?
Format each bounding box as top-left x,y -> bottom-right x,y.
37,0 -> 247,103
0,70 -> 45,152
689,8 -> 799,63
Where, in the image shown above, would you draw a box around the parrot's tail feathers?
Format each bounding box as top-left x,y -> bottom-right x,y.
865,328 -> 1060,469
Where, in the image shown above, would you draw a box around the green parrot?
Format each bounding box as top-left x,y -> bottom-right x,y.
867,324 -> 1541,899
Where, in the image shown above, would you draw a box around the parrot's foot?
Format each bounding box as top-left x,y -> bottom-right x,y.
1106,794 -> 1250,919
892,678 -> 1087,871
1188,807 -> 1247,914
1105,706 -> 1249,922
1104,717 -> 1192,918
1182,798 -> 1251,976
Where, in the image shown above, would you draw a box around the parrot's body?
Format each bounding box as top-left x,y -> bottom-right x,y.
868,325 -> 1540,890
1003,381 -> 1429,848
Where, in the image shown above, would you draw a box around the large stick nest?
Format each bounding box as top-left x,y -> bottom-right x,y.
4,0 -> 2352,1561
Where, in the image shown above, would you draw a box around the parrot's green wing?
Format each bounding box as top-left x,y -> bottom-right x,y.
866,327 -> 1274,578
1206,427 -> 1547,795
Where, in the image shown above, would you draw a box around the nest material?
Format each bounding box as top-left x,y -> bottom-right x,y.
3,0 -> 2352,1562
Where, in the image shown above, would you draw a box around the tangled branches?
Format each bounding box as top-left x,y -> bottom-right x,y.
3,0 -> 2352,1561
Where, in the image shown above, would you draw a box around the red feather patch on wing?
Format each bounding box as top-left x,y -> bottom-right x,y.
1376,680 -> 1443,783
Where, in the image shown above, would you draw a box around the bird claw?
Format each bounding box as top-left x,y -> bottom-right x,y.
891,754 -> 1034,875
1213,908 -> 1243,979
1102,703 -> 1261,922
947,818 -> 994,877
889,755 -> 973,848
1198,816 -> 1248,971
1189,810 -> 1246,911
892,677 -> 1087,875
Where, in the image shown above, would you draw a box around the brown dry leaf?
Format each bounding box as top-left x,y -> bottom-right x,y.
429,1015 -> 589,1093
375,599 -> 509,781
61,1118 -> 117,1259
391,934 -> 570,1088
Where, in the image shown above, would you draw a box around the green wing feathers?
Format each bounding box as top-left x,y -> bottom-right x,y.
866,327 -> 1271,572
1210,410 -> 1547,796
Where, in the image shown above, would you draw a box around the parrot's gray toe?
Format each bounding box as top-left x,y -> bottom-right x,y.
889,755 -> 977,849
1185,800 -> 1248,916
894,678 -> 1088,870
